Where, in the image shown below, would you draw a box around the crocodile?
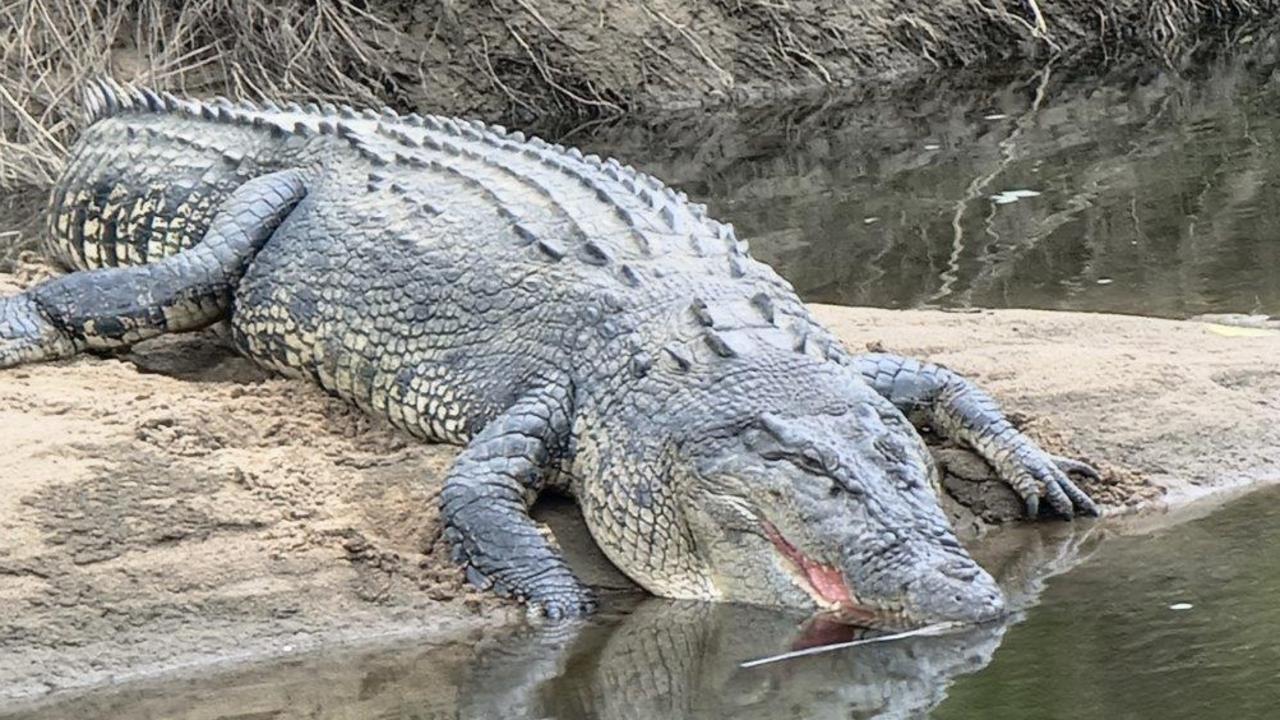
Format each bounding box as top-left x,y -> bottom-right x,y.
0,79 -> 1099,623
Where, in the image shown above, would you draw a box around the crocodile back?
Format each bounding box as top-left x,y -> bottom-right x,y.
45,80 -> 849,443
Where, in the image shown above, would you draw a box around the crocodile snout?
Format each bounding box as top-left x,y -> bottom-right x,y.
905,562 -> 1006,624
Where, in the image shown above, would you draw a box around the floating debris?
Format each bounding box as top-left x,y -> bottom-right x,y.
924,144 -> 941,150
1096,278 -> 1114,285
1169,603 -> 1194,611
991,189 -> 1042,205
863,217 -> 880,225
983,113 -> 1009,120
739,622 -> 962,668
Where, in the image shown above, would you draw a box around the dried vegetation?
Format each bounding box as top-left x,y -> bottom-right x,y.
0,0 -> 1275,190
0,0 -> 400,188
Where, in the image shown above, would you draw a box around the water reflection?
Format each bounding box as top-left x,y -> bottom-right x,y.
937,487 -> 1280,720
561,44 -> 1280,318
461,601 -> 1007,720
5,514 -> 1104,720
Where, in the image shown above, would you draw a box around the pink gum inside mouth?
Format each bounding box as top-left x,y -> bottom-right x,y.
761,521 -> 856,608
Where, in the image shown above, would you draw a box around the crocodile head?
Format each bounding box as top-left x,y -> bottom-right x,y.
664,380 -> 1006,627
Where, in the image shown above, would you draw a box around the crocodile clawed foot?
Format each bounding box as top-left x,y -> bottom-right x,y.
450,527 -> 598,621
1012,451 -> 1102,520
0,294 -> 75,368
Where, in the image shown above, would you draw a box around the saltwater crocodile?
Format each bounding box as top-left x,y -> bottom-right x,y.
0,79 -> 1099,623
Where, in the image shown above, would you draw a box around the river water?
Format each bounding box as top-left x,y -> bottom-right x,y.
4,44 -> 1280,720
6,488 -> 1277,719
567,44 -> 1280,320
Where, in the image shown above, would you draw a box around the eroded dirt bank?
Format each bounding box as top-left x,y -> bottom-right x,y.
2,268 -> 1280,704
4,0 -> 1276,189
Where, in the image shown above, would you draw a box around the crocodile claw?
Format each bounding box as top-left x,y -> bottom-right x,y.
1014,451 -> 1101,520
1052,455 -> 1102,481
454,537 -> 598,621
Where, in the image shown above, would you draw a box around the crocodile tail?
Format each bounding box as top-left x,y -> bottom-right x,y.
81,77 -> 185,127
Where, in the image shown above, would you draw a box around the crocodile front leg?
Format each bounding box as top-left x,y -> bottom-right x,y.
0,170 -> 306,368
853,352 -> 1100,519
440,384 -> 596,619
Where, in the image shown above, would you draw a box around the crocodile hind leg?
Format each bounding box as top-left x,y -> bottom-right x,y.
0,170 -> 306,368
852,352 -> 1101,519
440,384 -> 597,619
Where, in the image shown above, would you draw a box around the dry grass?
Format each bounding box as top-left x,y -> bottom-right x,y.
0,0 -> 1275,192
0,0 -> 110,187
0,0 -> 402,189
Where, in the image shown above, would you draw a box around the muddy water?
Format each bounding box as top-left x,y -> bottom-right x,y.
934,488 -> 1280,720
6,488 -> 1277,719
563,44 -> 1280,319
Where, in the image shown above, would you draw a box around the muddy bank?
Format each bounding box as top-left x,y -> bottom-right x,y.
2,266 -> 1280,704
3,0 -> 1276,188
346,0 -> 1276,119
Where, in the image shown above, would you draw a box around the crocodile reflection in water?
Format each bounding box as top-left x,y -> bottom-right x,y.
460,600 -> 1009,720
457,519 -> 1103,720
6,518 -> 1101,719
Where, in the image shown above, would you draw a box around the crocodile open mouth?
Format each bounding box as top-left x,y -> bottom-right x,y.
761,520 -> 859,611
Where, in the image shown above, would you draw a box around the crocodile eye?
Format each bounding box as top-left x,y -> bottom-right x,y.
822,451 -> 839,473
800,447 -> 825,472
799,447 -> 838,475
829,478 -> 864,498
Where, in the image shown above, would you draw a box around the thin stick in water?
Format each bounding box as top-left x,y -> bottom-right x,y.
739,622 -> 961,669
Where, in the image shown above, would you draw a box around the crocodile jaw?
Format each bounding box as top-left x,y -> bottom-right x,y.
762,520 -> 865,614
